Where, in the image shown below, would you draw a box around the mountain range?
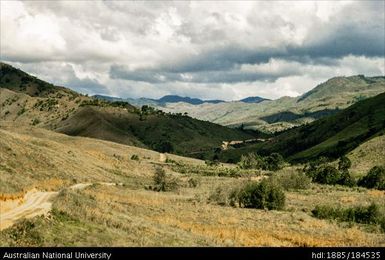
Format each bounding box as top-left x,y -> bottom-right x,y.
1,62 -> 384,162
158,75 -> 385,132
94,94 -> 269,106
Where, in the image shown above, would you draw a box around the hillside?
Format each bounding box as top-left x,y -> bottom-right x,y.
159,76 -> 385,132
55,105 -> 252,156
219,92 -> 385,163
347,135 -> 385,175
0,62 -> 76,98
1,125 -> 384,246
0,63 -> 253,158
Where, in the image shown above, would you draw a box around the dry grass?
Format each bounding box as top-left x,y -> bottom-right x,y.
347,135 -> 385,177
1,125 -> 384,246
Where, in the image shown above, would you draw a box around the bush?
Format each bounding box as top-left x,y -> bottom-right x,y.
271,171 -> 311,190
358,166 -> 385,190
305,164 -> 355,186
208,186 -> 232,206
312,203 -> 383,226
237,179 -> 285,210
152,167 -> 179,192
238,153 -> 265,170
153,141 -> 174,153
205,160 -> 220,167
188,177 -> 200,188
31,118 -> 40,126
264,153 -> 285,171
338,156 -> 352,172
130,154 -> 139,161
238,153 -> 284,171
312,166 -> 341,185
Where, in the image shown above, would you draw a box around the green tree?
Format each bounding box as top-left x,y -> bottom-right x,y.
338,156 -> 352,172
358,166 -> 385,190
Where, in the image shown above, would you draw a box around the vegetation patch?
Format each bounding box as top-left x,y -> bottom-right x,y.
150,167 -> 179,192
209,178 -> 286,210
303,156 -> 355,186
312,203 -> 385,232
358,166 -> 385,190
238,153 -> 285,171
270,171 -> 311,191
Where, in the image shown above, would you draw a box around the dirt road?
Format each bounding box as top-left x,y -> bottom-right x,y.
0,182 -> 118,231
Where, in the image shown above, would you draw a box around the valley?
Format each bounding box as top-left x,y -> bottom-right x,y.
0,63 -> 384,247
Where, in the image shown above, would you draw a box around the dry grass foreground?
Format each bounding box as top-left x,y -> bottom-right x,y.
0,125 -> 384,246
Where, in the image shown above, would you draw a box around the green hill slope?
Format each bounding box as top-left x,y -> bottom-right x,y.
55,105 -> 252,157
220,92 -> 385,163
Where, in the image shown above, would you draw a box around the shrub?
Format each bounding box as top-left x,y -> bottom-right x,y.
238,153 -> 284,171
153,140 -> 174,153
208,186 -> 231,206
312,165 -> 341,184
271,171 -> 311,190
205,160 -> 220,167
152,167 -> 178,192
130,154 -> 139,161
306,165 -> 355,186
312,203 -> 383,226
238,153 -> 265,169
17,107 -> 26,116
237,179 -> 285,210
264,153 -> 285,171
31,118 -> 40,126
358,166 -> 385,190
338,156 -> 352,172
188,177 -> 200,188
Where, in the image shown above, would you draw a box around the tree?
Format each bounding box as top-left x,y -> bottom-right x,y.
338,156 -> 352,172
264,153 -> 284,171
153,140 -> 174,153
238,179 -> 285,210
313,166 -> 341,185
358,166 -> 385,190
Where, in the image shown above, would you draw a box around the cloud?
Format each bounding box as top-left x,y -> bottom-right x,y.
1,0 -> 384,100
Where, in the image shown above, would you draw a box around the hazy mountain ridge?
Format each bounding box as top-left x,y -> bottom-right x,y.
93,94 -> 269,106
158,75 -> 385,132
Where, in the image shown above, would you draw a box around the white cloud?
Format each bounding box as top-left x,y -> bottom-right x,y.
1,1 -> 384,100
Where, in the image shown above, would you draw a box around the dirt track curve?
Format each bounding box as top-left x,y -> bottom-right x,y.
0,182 -> 118,231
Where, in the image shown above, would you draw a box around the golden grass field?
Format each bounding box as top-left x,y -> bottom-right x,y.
0,124 -> 384,246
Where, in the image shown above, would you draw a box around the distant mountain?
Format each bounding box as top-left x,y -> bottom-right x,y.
158,95 -> 224,105
158,75 -> 385,132
94,94 -> 271,107
94,94 -> 225,106
297,75 -> 385,102
240,96 -> 270,103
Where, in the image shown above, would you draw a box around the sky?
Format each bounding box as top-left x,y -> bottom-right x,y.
1,0 -> 384,100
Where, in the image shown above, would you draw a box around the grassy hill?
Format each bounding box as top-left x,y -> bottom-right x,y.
0,63 -> 253,158
347,135 -> 385,176
0,62 -> 77,98
219,92 -> 385,163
